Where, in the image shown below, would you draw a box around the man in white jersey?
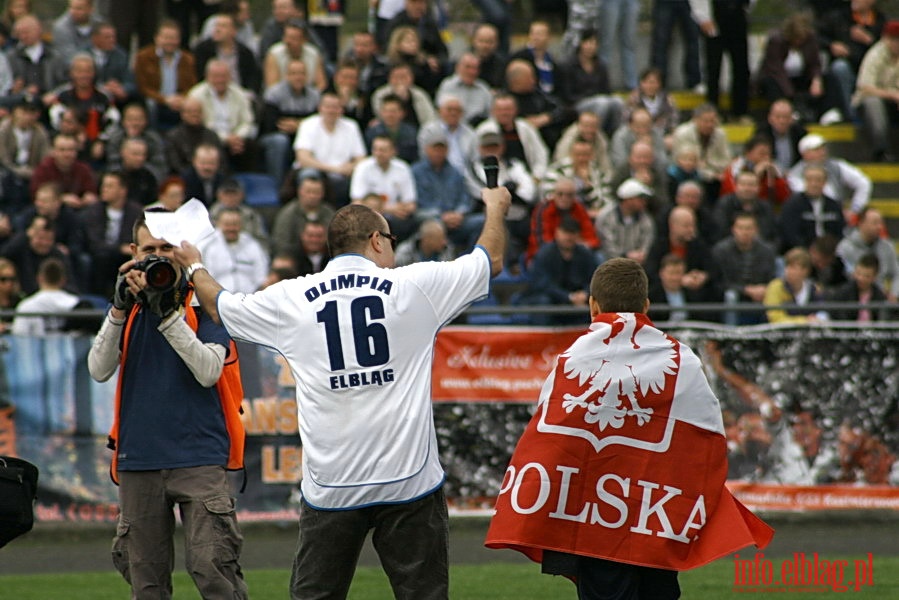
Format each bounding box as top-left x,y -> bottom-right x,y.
173,185 -> 511,599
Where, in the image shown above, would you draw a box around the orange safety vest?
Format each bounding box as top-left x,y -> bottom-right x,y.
107,287 -> 245,484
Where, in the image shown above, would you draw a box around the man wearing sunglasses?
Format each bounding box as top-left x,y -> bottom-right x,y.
174,184 -> 511,599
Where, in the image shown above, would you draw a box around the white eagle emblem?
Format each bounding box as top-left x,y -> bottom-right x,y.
560,313 -> 678,430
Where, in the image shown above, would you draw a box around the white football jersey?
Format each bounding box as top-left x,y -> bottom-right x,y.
217,249 -> 491,509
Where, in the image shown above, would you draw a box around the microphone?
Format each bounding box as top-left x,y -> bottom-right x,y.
483,155 -> 499,189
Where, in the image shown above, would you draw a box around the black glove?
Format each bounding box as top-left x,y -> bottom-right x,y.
112,272 -> 135,312
139,287 -> 178,319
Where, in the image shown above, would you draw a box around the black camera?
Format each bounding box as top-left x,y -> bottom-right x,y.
133,255 -> 178,293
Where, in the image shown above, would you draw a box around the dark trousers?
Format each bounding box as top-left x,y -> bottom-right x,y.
704,1 -> 750,117
577,556 -> 680,600
651,0 -> 702,89
108,0 -> 160,54
290,487 -> 449,600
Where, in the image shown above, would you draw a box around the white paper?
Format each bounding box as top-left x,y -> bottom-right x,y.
144,198 -> 215,247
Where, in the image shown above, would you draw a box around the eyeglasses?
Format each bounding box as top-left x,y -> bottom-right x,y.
369,230 -> 398,251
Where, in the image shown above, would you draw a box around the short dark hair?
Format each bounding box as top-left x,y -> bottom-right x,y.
328,204 -> 386,256
858,253 -> 880,273
589,258 -> 648,313
38,257 -> 66,287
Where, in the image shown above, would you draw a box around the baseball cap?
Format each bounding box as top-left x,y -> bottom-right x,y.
616,178 -> 653,199
798,133 -> 826,153
420,127 -> 448,147
15,94 -> 41,112
479,131 -> 504,147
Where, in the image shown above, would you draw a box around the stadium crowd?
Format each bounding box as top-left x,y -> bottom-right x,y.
0,0 -> 897,329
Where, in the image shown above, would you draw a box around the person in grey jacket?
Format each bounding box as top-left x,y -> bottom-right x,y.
836,207 -> 899,301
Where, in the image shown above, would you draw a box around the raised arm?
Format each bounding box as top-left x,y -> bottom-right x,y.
475,186 -> 512,276
174,241 -> 225,323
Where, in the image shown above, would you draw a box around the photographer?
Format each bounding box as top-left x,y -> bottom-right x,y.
87,210 -> 248,600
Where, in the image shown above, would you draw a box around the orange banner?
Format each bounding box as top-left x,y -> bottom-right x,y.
727,482 -> 899,511
432,326 -> 584,403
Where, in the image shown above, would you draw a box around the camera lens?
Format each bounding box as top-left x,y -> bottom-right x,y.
145,260 -> 177,291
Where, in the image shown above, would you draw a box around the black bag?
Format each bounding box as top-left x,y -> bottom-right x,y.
0,456 -> 39,548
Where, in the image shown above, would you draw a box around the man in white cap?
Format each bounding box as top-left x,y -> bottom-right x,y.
787,133 -> 871,223
595,178 -> 656,265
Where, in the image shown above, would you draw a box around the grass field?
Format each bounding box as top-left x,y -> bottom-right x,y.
2,558 -> 896,599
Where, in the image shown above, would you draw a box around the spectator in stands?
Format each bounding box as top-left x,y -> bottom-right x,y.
271,173 -> 335,258
412,127 -> 479,251
510,21 -> 558,94
647,253 -> 690,323
854,19 -> 899,162
671,103 -> 731,200
385,0 -> 448,69
787,133 -> 871,223
343,31 -> 388,100
664,143 -> 702,201
657,179 -> 719,247
0,258 -> 23,329
306,0 -> 345,68
517,216 -> 597,325
646,205 -> 720,309
0,49 -> 12,107
756,12 -> 824,122
0,95 -> 49,215
503,59 -> 573,150
134,19 -> 197,130
193,12 -> 260,95
258,0 -> 303,60
107,0 -> 160,57
259,59 -> 320,186
466,131 -> 536,267
166,0 -> 222,47
470,23 -> 507,91
294,219 -> 330,275
526,176 -> 600,265
182,143 -> 224,206
1,215 -> 76,295
350,135 -> 417,241
650,0 -> 702,92
610,139 -> 669,212
559,29 -> 625,139
5,14 -> 67,105
764,246 -> 827,324
713,213 -> 778,325
119,138 -> 158,206
471,0 -> 511,55
150,175 -> 186,212
817,0 -> 885,125
417,95 -> 477,174
263,18 -> 327,92
476,93 -> 549,181
610,106 -> 668,175
208,177 -> 268,249
16,182 -> 85,260
436,52 -> 492,126
164,97 -> 221,175
198,0 -> 257,57
595,178 -> 655,265
810,234 -> 850,294
30,133 -> 97,209
385,25 -> 443,97
82,170 -> 142,295
52,0 -> 102,58
598,0 -> 638,89
624,67 -> 679,144
693,0 -> 751,122
720,134 -> 791,206
293,92 -> 367,207
715,169 -> 779,246
553,110 -> 612,174
0,0 -> 30,49
197,207 -> 269,294
188,59 -> 257,172
394,218 -> 455,267
753,99 -> 807,172
828,253 -> 890,321
370,63 -> 436,128
105,101 -> 167,182
780,164 -> 846,252
364,93 -> 418,164
542,138 -> 610,214
10,256 -> 80,336
836,207 -> 899,301
327,60 -> 370,128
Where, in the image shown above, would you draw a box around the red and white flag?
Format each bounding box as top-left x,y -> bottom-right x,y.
485,312 -> 773,570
